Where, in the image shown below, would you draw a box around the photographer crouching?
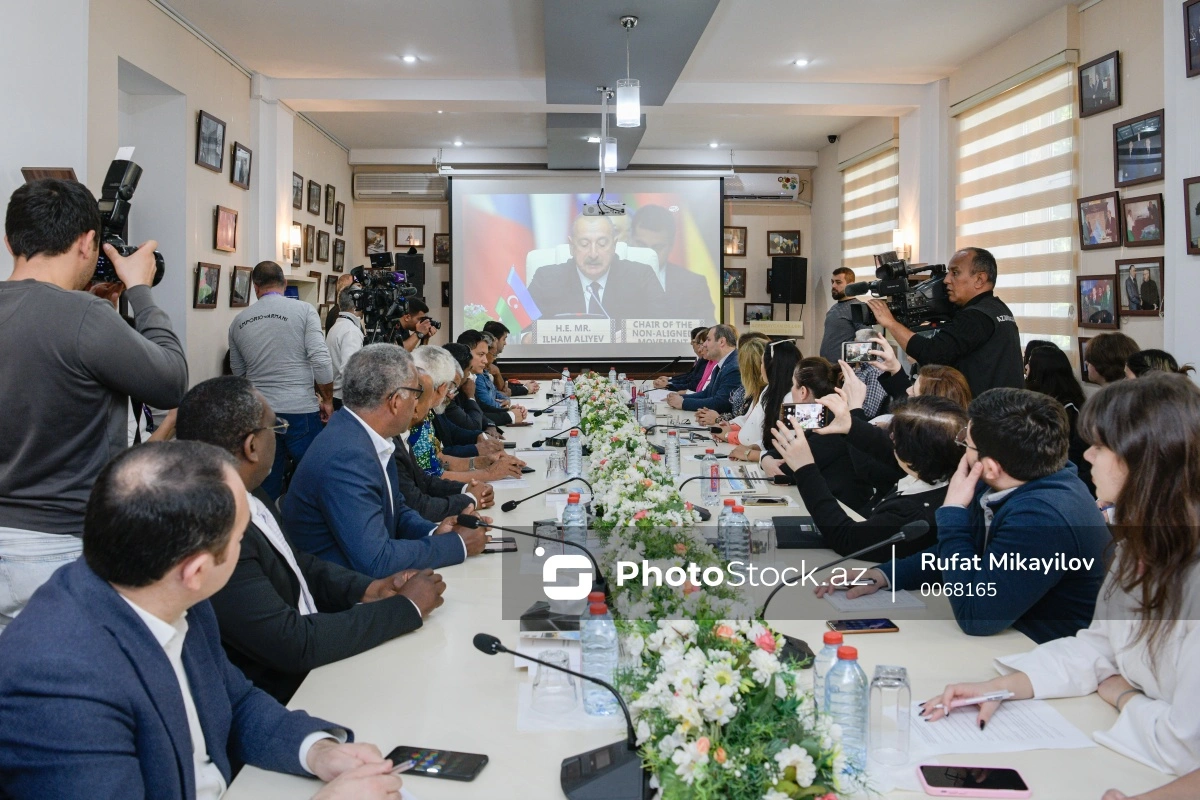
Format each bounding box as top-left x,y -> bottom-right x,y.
864,247 -> 1023,398
0,177 -> 187,632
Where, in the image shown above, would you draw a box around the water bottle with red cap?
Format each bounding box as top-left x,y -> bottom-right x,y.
825,644 -> 869,773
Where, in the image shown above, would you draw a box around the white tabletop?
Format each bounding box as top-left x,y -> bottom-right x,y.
227,388 -> 1166,800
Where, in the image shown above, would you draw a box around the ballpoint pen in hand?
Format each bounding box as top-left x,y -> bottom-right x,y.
927,690 -> 1014,711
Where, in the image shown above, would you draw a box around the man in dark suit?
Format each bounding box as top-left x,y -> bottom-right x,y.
653,326 -> 713,391
283,344 -> 489,577
632,205 -> 717,325
175,376 -> 446,703
0,441 -> 398,798
525,214 -> 665,325
667,324 -> 742,413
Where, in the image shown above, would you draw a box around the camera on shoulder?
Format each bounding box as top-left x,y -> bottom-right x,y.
91,159 -> 165,287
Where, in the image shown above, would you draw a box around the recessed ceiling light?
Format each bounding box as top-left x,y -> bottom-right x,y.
453,140 -> 463,147
586,136 -> 601,143
709,142 -> 719,148
437,109 -> 443,114
402,54 -> 417,63
793,58 -> 809,67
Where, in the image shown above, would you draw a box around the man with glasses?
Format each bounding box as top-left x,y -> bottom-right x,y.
821,388 -> 1109,643
283,344 -> 488,577
653,326 -> 714,391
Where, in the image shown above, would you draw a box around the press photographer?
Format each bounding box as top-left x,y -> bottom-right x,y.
857,247 -> 1023,397
348,263 -> 420,345
0,176 -> 187,631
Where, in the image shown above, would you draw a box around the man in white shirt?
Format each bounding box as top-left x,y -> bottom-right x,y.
326,288 -> 365,411
0,441 -> 402,798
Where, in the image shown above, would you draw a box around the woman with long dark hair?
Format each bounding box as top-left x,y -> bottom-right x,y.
923,373 -> 1200,778
1025,344 -> 1092,493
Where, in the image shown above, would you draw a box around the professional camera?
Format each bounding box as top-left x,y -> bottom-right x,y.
846,252 -> 954,331
92,159 -> 165,286
426,319 -> 442,331
349,264 -> 419,344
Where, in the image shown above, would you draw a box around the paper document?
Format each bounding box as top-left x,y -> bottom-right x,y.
910,699 -> 1095,756
645,388 -> 671,403
825,589 -> 926,612
489,478 -> 530,489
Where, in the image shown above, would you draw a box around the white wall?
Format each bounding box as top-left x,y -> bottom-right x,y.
722,193 -> 812,338
809,141 -> 844,360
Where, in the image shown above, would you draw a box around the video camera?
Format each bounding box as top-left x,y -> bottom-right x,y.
350,257 -> 419,344
846,252 -> 954,331
92,159 -> 165,286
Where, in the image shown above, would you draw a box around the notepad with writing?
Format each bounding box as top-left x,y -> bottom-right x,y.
909,699 -> 1095,756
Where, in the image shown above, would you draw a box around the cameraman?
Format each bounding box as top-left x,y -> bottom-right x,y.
398,297 -> 432,342
865,247 -> 1023,398
0,179 -> 188,631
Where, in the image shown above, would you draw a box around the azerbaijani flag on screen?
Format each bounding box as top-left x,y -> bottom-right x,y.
495,266 -> 541,329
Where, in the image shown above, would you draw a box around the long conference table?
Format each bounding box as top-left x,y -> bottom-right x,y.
228,386 -> 1167,800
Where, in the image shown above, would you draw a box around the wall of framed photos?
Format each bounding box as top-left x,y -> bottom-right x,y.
292,115 -> 354,321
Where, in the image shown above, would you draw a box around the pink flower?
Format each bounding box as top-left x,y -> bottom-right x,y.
714,624 -> 735,639
642,479 -> 654,488
695,737 -> 710,755
674,542 -> 688,555
633,510 -> 649,521
755,631 -> 777,654
599,459 -> 608,466
817,794 -> 838,800
685,501 -> 693,511
683,581 -> 700,595
714,747 -> 726,764
651,453 -> 661,461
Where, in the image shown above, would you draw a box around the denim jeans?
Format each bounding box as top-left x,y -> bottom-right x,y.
0,528 -> 82,634
261,411 -> 324,500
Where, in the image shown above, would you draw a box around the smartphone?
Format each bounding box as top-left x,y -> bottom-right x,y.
693,453 -> 729,460
484,537 -> 517,554
842,341 -> 879,365
781,403 -> 831,430
740,496 -> 788,506
503,441 -> 517,449
827,618 -> 900,634
917,765 -> 1031,798
385,746 -> 489,781
521,466 -> 536,474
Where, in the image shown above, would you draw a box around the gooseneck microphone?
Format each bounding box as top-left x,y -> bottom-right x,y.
456,514 -> 604,591
532,426 -> 580,448
676,474 -> 790,490
639,355 -> 684,388
500,477 -> 596,512
531,395 -> 571,417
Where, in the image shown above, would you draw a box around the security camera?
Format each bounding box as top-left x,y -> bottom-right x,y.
827,134 -> 839,144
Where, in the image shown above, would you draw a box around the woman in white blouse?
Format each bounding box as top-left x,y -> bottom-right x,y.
921,373 -> 1200,785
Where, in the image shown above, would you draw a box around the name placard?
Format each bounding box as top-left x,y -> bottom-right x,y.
534,318 -> 613,344
623,318 -> 700,344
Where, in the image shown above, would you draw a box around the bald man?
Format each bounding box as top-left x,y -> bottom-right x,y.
525,215 -> 665,325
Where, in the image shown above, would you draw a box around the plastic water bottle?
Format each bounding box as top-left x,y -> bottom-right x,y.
812,630 -> 844,711
715,498 -> 736,556
567,395 -> 580,426
581,602 -> 619,716
562,491 -> 587,552
563,372 -> 575,397
665,430 -> 681,477
700,449 -> 720,507
825,645 -> 869,774
722,504 -> 751,562
608,366 -> 617,383
561,367 -> 570,382
566,431 -> 583,478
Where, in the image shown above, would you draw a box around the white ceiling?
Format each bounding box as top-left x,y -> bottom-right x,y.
305,111 -> 548,150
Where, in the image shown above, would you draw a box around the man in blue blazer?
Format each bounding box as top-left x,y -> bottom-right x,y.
284,344 -> 489,577
666,324 -> 742,414
0,441 -> 396,799
651,327 -> 712,392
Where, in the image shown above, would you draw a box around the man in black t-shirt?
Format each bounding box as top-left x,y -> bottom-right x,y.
865,247 -> 1022,398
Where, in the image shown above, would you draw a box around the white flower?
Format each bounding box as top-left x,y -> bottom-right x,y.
670,740 -> 709,785
762,791 -> 791,800
635,719 -> 652,745
749,648 -> 782,684
774,743 -> 817,788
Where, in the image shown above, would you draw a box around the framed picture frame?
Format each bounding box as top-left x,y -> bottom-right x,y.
723,226 -> 747,257
308,270 -> 322,280
292,173 -> 304,210
743,303 -> 773,325
1077,191 -> 1122,250
1185,0 -> 1200,78
395,225 -> 425,249
291,221 -> 303,268
1116,257 -> 1164,316
1184,175 -> 1200,255
1077,273 -> 1119,330
722,268 -> 746,298
333,238 -> 345,273
230,142 -> 252,189
765,268 -> 772,293
441,280 -> 451,307
194,262 -> 221,309
195,111 -> 225,173
324,185 -> 336,226
1078,51 -> 1120,118
1120,193 -> 1164,247
325,274 -> 339,305
335,201 -> 345,236
433,233 -> 451,264
767,230 -> 801,256
304,224 -> 316,263
307,180 -> 321,215
317,304 -> 328,320
1113,109 -> 1165,188
214,205 -> 238,252
1079,337 -> 1095,385
317,230 -> 331,263
230,266 -> 252,308
20,167 -> 77,182
365,226 -> 387,255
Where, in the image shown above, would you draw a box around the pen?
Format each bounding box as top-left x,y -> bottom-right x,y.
391,759 -> 415,775
928,690 -> 1014,711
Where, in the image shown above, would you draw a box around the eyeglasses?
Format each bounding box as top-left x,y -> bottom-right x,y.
954,426 -> 977,451
443,382 -> 459,399
388,385 -> 424,401
255,418 -> 289,436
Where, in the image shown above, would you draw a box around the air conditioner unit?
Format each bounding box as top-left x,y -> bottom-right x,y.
723,173 -> 800,201
353,173 -> 448,201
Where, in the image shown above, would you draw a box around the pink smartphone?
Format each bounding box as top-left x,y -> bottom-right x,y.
917,765 -> 1031,798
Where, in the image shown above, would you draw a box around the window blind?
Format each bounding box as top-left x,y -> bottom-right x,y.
842,149 -> 899,278
954,67 -> 1077,352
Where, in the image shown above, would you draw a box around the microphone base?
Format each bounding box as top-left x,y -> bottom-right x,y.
519,600 -> 579,634
781,634 -> 815,667
561,741 -> 651,800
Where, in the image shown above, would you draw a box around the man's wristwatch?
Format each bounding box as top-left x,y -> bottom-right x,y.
468,457 -> 476,470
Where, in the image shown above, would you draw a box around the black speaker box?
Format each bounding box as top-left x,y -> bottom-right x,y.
770,256 -> 807,304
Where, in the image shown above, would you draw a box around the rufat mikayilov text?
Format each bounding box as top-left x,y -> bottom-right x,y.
921,552 -> 1097,574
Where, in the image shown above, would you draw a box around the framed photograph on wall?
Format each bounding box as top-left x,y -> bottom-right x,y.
767,230 -> 801,256
335,201 -> 345,235
292,173 -> 304,210
1079,337 -> 1095,384
722,268 -> 746,298
333,238 -> 345,273
194,263 -> 221,309
365,226 -> 387,254
1116,257 -> 1164,316
325,274 -> 338,304
433,233 -> 451,264
304,224 -> 316,263
1078,51 -> 1120,118
1185,0 -> 1200,78
214,206 -> 238,252
195,111 -> 225,173
395,225 -> 425,249
308,270 -> 322,280
324,185 -> 336,225
1077,191 -> 1122,249
1077,273 -> 1119,329
441,280 -> 451,307
1113,109 -> 1165,188
723,226 -> 747,256
307,180 -> 321,215
291,221 -> 303,268
317,230 -> 330,263
743,303 -> 773,325
1120,193 -> 1164,247
230,142 -> 252,189
230,266 -> 252,308
1184,175 -> 1200,255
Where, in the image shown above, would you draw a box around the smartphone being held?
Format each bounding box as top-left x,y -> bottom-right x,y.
917,765 -> 1031,798
781,402 -> 831,430
827,618 -> 900,634
385,746 -> 489,781
842,341 -> 879,365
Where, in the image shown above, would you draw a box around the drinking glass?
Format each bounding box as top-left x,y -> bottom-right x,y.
869,665 -> 911,765
531,649 -> 578,714
545,452 -> 567,481
751,519 -> 775,559
550,379 -> 562,395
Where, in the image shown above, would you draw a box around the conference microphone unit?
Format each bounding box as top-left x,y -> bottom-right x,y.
473,633 -> 650,800
532,426 -> 580,448
531,395 -> 571,417
500,477 -> 596,513
455,514 -> 605,593
675,474 -> 790,490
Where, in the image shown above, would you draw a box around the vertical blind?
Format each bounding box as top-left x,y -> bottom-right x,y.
954,67 -> 1077,352
841,149 -> 899,278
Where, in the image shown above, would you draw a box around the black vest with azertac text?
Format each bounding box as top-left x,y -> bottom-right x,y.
956,292 -> 1024,397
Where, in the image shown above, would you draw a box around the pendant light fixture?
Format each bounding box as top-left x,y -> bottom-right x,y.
599,87 -> 617,174
615,15 -> 640,128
